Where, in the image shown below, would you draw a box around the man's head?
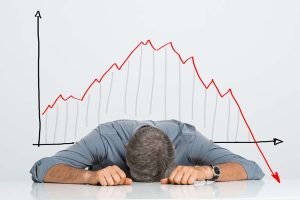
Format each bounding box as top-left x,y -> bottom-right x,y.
125,125 -> 176,182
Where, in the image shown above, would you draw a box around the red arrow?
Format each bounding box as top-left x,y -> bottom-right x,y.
227,89 -> 280,183
272,172 -> 280,183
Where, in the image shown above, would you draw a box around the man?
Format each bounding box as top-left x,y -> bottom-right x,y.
30,119 -> 264,185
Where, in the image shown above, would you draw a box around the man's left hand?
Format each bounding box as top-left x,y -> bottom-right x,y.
160,165 -> 213,185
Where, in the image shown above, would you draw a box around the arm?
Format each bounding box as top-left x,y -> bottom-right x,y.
186,123 -> 264,181
30,127 -> 105,183
161,162 -> 247,184
196,162 -> 247,181
31,125 -> 132,185
44,164 -> 132,185
44,164 -> 91,184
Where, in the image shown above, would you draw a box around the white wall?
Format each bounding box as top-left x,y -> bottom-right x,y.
0,0 -> 299,181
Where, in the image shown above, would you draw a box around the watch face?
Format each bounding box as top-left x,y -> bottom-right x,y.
214,166 -> 221,175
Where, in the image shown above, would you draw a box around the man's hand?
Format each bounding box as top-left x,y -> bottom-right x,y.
88,165 -> 132,186
160,165 -> 213,185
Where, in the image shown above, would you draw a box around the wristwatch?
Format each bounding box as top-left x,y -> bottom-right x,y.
209,165 -> 221,181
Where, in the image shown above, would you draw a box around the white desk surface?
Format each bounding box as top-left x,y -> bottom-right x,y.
1,179 -> 299,199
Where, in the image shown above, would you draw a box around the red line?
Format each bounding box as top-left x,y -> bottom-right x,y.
41,39 -> 275,175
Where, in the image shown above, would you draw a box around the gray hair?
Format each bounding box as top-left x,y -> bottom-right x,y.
126,125 -> 176,182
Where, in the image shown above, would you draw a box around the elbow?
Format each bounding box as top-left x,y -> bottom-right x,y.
30,159 -> 44,183
30,157 -> 60,183
246,161 -> 265,180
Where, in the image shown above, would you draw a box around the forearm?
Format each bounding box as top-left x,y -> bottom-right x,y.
199,162 -> 247,181
218,162 -> 247,181
44,164 -> 92,184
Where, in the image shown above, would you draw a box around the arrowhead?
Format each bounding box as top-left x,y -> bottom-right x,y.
35,11 -> 42,18
271,172 -> 280,183
273,138 -> 283,145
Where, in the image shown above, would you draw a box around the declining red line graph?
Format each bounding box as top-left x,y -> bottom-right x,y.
41,39 -> 280,183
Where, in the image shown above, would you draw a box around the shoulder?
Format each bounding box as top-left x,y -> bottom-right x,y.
152,119 -> 183,130
95,119 -> 149,142
95,120 -> 137,134
152,120 -> 197,143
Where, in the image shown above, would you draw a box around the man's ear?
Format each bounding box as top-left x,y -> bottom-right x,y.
173,145 -> 175,149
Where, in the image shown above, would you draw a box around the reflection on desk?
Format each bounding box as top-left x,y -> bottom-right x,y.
1,179 -> 299,199
31,180 -> 264,199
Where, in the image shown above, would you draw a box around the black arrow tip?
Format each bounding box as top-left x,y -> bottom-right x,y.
35,11 -> 41,18
273,138 -> 283,145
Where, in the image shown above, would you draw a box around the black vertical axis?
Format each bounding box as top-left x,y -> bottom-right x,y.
35,11 -> 42,147
32,11 -> 75,146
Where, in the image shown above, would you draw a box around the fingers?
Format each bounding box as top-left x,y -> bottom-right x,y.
164,166 -> 199,185
104,172 -> 115,186
112,165 -> 126,184
97,165 -> 131,186
111,171 -> 121,185
160,178 -> 170,184
168,166 -> 182,183
181,171 -> 192,185
124,178 -> 133,185
173,169 -> 184,184
187,175 -> 197,185
98,174 -> 108,186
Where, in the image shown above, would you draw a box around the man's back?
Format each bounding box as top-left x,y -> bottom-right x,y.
30,119 -> 264,183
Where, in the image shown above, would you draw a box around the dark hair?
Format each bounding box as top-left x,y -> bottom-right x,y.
126,125 -> 176,182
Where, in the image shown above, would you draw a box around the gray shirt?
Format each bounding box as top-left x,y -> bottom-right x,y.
30,119 -> 265,182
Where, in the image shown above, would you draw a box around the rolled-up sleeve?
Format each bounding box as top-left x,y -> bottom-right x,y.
30,127 -> 107,182
185,123 -> 265,180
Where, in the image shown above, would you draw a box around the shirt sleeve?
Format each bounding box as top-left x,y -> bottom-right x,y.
30,126 -> 107,182
184,123 -> 265,180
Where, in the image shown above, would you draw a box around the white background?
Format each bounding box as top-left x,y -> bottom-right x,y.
0,0 -> 299,181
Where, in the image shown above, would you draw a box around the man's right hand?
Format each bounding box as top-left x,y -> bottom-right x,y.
88,165 -> 132,186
